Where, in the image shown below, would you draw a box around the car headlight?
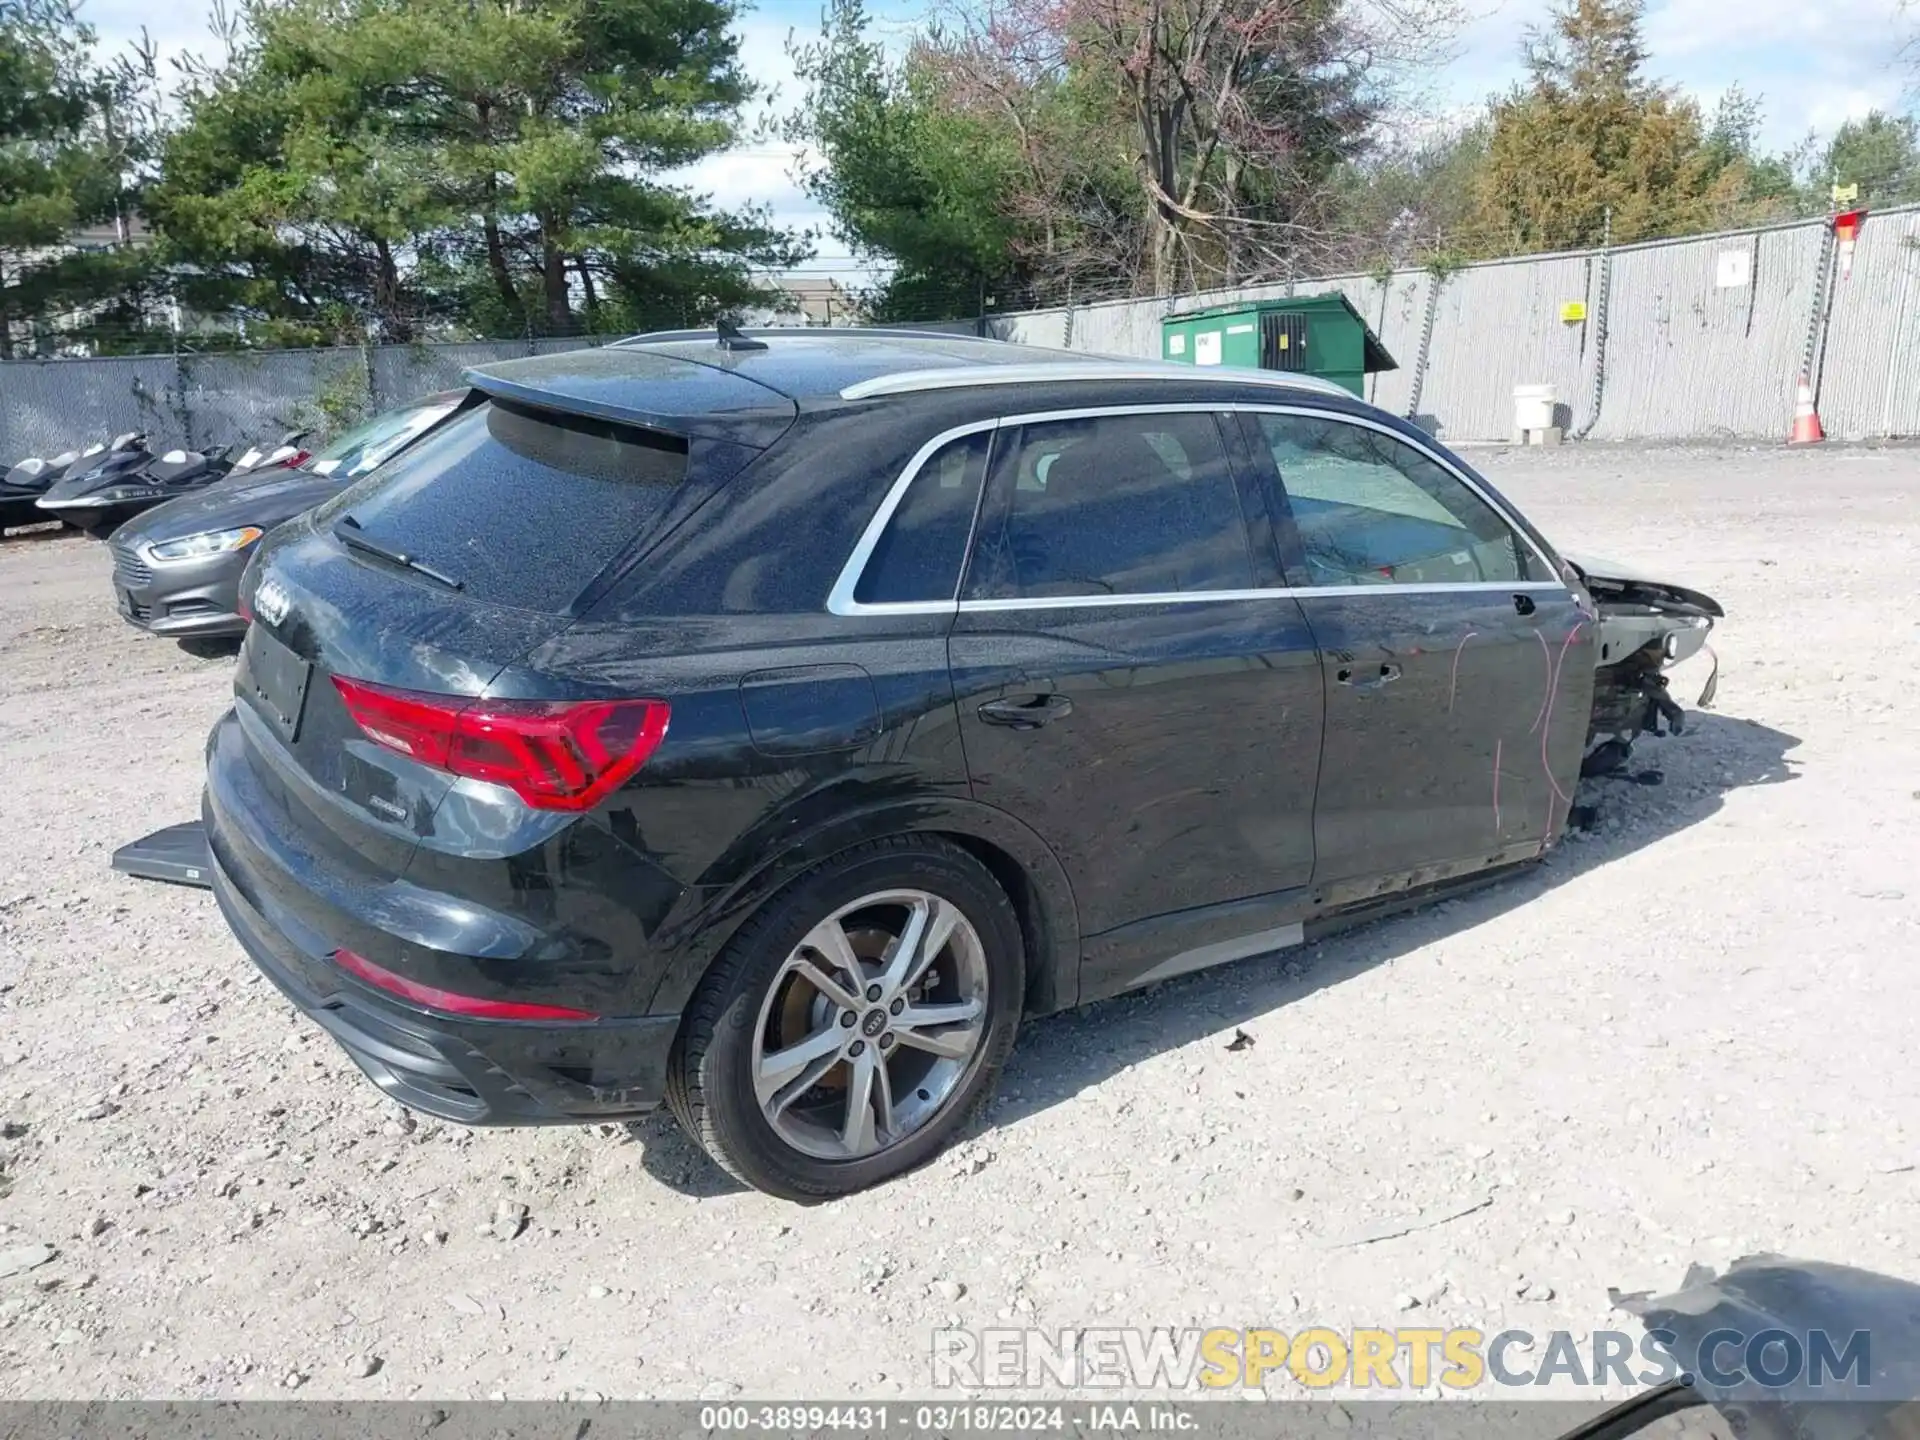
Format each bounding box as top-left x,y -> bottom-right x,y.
147,526 -> 264,563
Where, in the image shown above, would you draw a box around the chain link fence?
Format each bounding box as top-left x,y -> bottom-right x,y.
0,338 -> 599,462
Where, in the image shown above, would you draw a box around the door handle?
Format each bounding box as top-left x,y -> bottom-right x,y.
1336,662 -> 1402,691
978,694 -> 1074,729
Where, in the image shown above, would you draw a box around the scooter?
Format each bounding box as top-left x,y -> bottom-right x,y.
0,449 -> 82,530
40,440 -> 236,535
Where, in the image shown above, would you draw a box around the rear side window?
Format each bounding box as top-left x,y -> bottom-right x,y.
1256,414 -> 1538,586
854,431 -> 991,605
963,412 -> 1253,600
319,400 -> 688,612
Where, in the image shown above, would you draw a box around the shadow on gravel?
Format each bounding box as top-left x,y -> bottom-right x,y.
627,1111 -> 750,1197
634,711 -> 1798,1198
989,709 -> 1801,1131
177,635 -> 243,660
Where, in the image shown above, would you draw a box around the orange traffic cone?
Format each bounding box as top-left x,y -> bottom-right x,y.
1790,375 -> 1826,445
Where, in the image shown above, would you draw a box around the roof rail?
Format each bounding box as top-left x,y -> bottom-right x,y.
838,362 -> 1353,402
607,325 -> 1000,349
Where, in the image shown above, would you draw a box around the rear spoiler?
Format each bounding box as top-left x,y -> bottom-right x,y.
463,347 -> 797,450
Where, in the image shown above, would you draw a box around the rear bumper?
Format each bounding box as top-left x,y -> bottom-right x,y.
204,768 -> 682,1125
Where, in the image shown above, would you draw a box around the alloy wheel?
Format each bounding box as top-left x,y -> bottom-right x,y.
749,888 -> 989,1161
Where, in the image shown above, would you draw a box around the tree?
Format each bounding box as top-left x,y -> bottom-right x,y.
941,0 -> 1444,294
1475,0 -> 1745,253
793,0 -> 1452,304
787,0 -> 1053,319
149,12 -> 438,345
1817,112 -> 1920,208
0,0 -> 150,356
151,0 -> 808,342
1329,119 -> 1492,268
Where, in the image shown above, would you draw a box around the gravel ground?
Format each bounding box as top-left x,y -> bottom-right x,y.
0,442 -> 1916,1403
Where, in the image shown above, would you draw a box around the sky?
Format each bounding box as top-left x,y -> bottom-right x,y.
79,0 -> 1919,284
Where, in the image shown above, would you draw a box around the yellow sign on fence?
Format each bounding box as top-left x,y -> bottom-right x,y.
1559,300 -> 1588,323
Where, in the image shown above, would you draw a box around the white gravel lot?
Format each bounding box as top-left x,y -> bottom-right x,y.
0,441 -> 1916,1404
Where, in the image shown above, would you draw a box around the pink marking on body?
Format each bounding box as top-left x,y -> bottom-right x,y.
1492,737 -> 1502,832
1448,631 -> 1479,713
1529,629 -> 1553,735
1539,621 -> 1587,808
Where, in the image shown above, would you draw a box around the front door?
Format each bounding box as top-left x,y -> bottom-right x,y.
1240,409 -> 1594,888
947,407 -> 1325,949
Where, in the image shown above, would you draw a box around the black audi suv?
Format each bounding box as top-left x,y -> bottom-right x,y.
204,329 -> 1713,1200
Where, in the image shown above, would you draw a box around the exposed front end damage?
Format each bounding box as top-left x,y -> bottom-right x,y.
1565,554 -> 1724,778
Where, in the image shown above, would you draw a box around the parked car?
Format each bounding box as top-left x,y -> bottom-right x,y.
109,393 -> 467,640
203,330 -> 1721,1201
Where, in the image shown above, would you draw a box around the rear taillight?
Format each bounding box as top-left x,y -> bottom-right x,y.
332,947 -> 599,1021
331,676 -> 669,812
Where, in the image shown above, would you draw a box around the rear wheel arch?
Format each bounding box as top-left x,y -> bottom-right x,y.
645,798 -> 1080,1021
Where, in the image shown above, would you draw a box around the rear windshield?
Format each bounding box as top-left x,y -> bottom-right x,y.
313,399 -> 688,613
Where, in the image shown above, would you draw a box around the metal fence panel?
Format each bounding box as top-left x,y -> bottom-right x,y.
1589,223 -> 1824,441
180,349 -> 364,451
987,308 -> 1071,350
1364,272 -> 1432,414
1816,208 -> 1920,440
370,342 -> 528,407
1413,254 -> 1595,441
0,354 -> 183,460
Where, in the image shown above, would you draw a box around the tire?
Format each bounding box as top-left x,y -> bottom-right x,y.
667,836 -> 1024,1201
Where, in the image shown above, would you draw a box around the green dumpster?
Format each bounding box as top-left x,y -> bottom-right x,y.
1160,293 -> 1397,398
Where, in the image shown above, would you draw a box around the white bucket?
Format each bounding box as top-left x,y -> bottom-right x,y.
1513,384 -> 1557,433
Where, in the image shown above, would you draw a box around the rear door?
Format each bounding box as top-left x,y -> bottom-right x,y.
947,405 -> 1324,964
1240,408 -> 1592,888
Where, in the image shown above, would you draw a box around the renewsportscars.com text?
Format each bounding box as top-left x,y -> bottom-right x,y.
931,1325 -> 1871,1392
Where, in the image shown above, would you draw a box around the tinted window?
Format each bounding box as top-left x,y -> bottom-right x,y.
964,412 -> 1253,600
854,431 -> 990,604
1256,414 -> 1538,586
315,400 -> 688,613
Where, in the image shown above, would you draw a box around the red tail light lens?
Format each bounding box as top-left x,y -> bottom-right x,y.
331,676 -> 669,812
332,947 -> 598,1021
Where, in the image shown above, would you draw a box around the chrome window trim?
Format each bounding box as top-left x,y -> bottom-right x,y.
826,401 -> 1568,618
839,363 -> 1352,402
826,418 -> 1000,617
955,582 -> 1568,614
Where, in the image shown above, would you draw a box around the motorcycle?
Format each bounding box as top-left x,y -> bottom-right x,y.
0,448 -> 82,530
37,434 -> 242,536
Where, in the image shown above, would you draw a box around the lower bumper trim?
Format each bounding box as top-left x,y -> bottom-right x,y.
208,836 -> 678,1126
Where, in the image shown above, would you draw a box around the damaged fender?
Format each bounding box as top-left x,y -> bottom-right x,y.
1565,553 -> 1724,774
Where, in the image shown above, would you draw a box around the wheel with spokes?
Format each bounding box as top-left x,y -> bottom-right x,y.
666,837 -> 1023,1200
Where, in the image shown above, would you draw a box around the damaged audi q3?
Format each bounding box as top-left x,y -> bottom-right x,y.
199,329 -> 1723,1200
